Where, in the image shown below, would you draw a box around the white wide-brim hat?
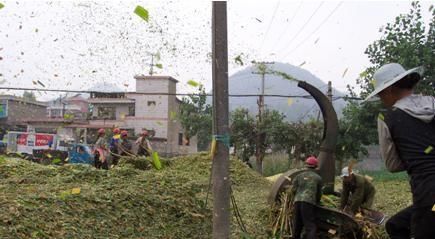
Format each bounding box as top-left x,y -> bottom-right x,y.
363,63 -> 424,102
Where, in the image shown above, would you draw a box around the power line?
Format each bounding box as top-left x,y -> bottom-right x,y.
280,1 -> 343,60
0,86 -> 363,100
275,1 -> 324,58
259,1 -> 281,55
271,1 -> 303,50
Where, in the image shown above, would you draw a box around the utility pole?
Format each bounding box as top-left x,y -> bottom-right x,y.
252,61 -> 274,174
327,81 -> 333,102
317,81 -> 333,120
211,2 -> 230,238
149,53 -> 155,76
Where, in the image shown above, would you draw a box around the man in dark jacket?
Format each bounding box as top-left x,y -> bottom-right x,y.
291,156 -> 323,239
364,63 -> 435,239
339,166 -> 376,215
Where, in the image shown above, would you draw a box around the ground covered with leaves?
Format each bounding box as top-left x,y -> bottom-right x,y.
0,153 -> 271,238
0,153 -> 412,239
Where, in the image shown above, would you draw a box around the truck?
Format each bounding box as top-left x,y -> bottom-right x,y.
33,144 -> 94,165
6,131 -> 94,165
6,131 -> 58,155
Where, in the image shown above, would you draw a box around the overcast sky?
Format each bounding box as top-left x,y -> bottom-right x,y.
0,0 -> 433,100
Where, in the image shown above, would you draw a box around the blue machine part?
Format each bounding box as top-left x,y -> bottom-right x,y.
68,144 -> 94,164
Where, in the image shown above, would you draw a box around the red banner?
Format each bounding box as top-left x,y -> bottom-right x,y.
35,134 -> 53,146
17,134 -> 28,145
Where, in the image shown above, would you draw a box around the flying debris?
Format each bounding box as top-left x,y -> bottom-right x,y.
187,80 -> 199,87
255,18 -> 262,23
342,68 -> 349,78
234,55 -> 244,66
134,5 -> 149,22
314,38 -> 320,44
36,80 -> 46,87
299,61 -> 306,67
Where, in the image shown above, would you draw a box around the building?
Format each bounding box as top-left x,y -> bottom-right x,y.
0,95 -> 47,133
46,94 -> 89,120
86,75 -> 197,156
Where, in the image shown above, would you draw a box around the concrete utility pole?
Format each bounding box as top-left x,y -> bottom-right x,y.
252,61 -> 274,174
327,81 -> 333,102
149,53 -> 155,76
211,2 -> 230,238
252,61 -> 274,119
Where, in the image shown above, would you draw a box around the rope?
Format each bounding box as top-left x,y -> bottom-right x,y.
230,186 -> 249,234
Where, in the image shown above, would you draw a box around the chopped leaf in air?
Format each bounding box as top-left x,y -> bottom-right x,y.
342,68 -> 348,78
36,80 -> 45,87
187,80 -> 199,87
234,55 -> 244,66
134,6 -> 149,22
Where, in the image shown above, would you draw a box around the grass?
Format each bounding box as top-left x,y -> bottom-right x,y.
362,170 -> 409,181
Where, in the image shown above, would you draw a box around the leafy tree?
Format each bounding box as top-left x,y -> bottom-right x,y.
230,108 -> 324,173
179,85 -> 212,151
230,108 -> 256,164
22,91 -> 36,101
340,1 -> 435,165
356,1 -> 435,97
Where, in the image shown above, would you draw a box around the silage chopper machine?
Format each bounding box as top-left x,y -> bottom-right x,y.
268,81 -> 385,239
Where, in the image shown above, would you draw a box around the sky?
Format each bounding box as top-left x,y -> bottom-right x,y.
0,0 -> 433,100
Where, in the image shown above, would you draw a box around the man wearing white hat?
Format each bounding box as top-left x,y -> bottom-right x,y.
339,166 -> 376,215
365,63 -> 435,239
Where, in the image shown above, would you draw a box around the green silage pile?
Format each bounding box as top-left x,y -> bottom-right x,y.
0,153 -> 271,238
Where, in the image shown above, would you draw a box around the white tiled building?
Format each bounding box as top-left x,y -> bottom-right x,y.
86,75 -> 197,156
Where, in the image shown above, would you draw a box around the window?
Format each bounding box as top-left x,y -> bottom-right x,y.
178,133 -> 189,146
178,133 -> 183,145
128,105 -> 135,116
147,101 -> 156,106
50,109 -> 62,118
97,106 -> 116,120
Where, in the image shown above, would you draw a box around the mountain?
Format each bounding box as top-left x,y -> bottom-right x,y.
227,62 -> 347,121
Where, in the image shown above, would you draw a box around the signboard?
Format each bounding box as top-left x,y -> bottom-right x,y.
0,102 -> 7,118
16,133 -> 55,154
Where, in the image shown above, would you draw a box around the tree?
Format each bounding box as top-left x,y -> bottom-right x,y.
340,1 -> 435,165
22,91 -> 36,101
357,1 -> 435,97
179,85 -> 212,151
230,108 -> 256,164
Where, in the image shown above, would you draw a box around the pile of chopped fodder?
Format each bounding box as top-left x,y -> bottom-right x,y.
0,153 -> 272,238
117,155 -> 152,170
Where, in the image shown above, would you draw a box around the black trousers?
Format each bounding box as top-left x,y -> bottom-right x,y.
94,152 -> 108,170
386,205 -> 435,239
293,201 -> 317,239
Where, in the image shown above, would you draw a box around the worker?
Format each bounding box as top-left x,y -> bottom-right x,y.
136,130 -> 153,157
339,166 -> 376,215
291,156 -> 322,239
110,128 -> 121,165
94,128 -> 108,170
364,63 -> 435,238
119,130 -> 132,156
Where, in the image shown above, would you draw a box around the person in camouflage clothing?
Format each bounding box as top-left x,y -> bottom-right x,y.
339,166 -> 376,215
291,156 -> 323,239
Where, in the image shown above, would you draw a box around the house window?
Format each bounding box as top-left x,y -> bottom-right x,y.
128,105 -> 135,116
97,106 -> 116,120
147,101 -> 156,106
178,133 -> 183,145
178,133 -> 190,146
